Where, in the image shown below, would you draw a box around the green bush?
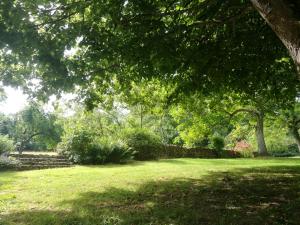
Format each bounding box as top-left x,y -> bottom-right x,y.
107,144 -> 135,163
210,136 -> 225,157
0,157 -> 20,170
236,147 -> 255,158
0,135 -> 15,155
269,143 -> 299,157
123,129 -> 162,160
211,136 -> 225,151
84,140 -> 134,164
57,130 -> 93,163
57,130 -> 134,164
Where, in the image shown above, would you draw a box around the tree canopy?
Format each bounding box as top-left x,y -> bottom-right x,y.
0,0 -> 300,157
0,0 -> 299,102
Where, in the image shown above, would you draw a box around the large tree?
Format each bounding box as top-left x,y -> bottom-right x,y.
0,0 -> 299,100
250,0 -> 300,71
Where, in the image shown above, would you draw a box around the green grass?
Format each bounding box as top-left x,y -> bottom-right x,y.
1,158 -> 300,225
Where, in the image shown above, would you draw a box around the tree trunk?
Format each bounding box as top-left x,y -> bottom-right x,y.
250,0 -> 300,73
255,112 -> 268,155
140,104 -> 143,129
99,116 -> 104,136
291,126 -> 300,152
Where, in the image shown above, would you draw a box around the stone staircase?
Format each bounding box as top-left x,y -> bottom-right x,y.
9,153 -> 73,170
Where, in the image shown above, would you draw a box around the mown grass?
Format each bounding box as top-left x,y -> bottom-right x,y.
0,158 -> 300,225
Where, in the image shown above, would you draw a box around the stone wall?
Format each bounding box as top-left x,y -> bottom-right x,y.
159,145 -> 241,159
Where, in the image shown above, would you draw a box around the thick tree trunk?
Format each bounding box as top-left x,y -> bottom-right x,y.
250,0 -> 300,73
291,126 -> 300,153
255,112 -> 268,155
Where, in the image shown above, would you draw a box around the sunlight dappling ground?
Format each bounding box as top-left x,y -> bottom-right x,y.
1,158 -> 300,225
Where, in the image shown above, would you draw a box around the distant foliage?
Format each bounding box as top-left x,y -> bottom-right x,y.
123,129 -> 162,160
269,143 -> 299,157
58,131 -> 133,164
0,135 -> 15,155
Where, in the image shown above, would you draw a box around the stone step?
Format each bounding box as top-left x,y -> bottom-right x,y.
17,158 -> 70,162
20,164 -> 73,167
19,160 -> 71,164
9,153 -> 73,170
17,164 -> 73,170
20,161 -> 72,166
10,154 -> 65,159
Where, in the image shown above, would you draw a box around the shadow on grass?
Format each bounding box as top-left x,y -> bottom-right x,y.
80,160 -> 147,169
2,165 -> 300,225
80,159 -> 192,168
155,158 -> 191,165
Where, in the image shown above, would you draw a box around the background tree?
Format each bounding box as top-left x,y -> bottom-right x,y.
0,113 -> 15,137
280,102 -> 300,153
170,95 -> 230,147
13,103 -> 62,152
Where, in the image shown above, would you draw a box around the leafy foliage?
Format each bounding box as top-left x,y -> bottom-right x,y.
269,144 -> 299,157
122,128 -> 162,160
13,103 -> 62,151
58,130 -> 133,164
0,0 -> 299,164
235,147 -> 255,158
0,0 -> 298,103
211,136 -> 225,152
0,135 -> 14,155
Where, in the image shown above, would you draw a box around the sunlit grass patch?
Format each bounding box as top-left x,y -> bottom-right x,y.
1,158 -> 300,225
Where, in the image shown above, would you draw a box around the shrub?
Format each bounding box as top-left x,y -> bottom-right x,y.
236,147 -> 255,158
269,143 -> 299,157
57,130 -> 134,164
123,129 -> 162,160
0,157 -> 20,170
57,130 -> 94,163
107,144 -> 135,163
211,136 -> 225,151
0,135 -> 15,155
85,140 -> 134,164
210,136 -> 225,157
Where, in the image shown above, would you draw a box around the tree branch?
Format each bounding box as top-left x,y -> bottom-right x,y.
22,132 -> 44,145
190,5 -> 253,27
228,108 -> 259,119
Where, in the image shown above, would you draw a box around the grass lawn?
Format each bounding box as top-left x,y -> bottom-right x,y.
1,158 -> 300,225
